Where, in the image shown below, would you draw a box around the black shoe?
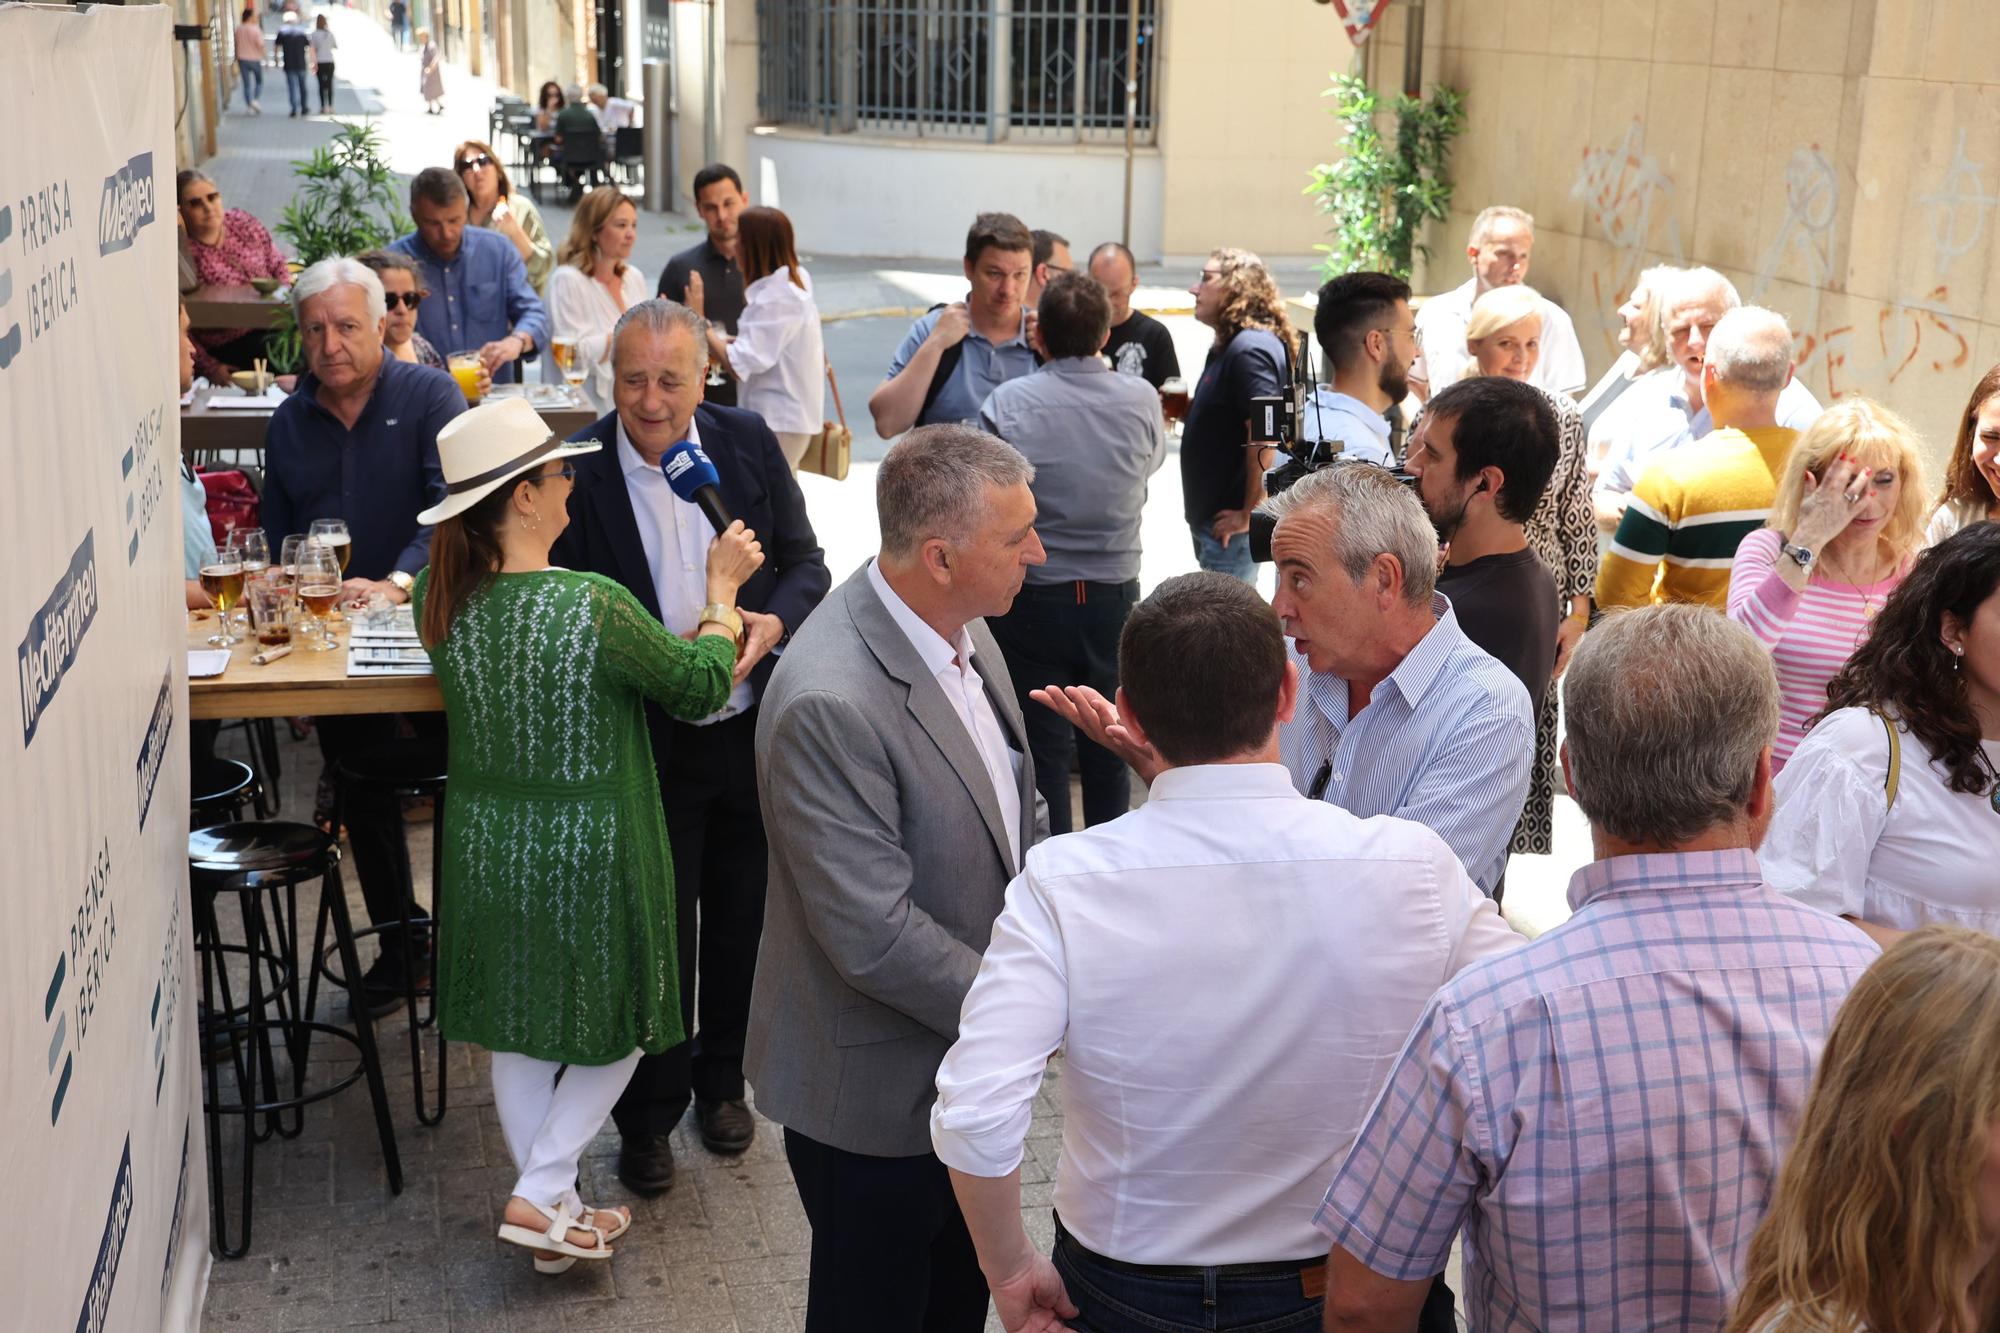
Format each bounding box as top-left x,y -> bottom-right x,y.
617,1134 -> 677,1196
696,1097 -> 755,1155
355,951 -> 427,1020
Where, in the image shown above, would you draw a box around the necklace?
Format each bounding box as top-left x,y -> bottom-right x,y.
1817,545 -> 1895,618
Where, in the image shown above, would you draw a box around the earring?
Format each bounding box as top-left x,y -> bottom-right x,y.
1954,647 -> 1965,671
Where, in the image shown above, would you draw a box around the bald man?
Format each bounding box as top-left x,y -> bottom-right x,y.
1595,306 -> 1801,610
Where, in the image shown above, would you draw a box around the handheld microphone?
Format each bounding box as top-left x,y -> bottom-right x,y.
661,440 -> 734,535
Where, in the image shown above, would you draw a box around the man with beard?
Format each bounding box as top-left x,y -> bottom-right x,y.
1285,272 -> 1411,471
1404,376 -> 1561,716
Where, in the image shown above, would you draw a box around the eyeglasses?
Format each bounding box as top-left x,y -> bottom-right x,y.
382,291 -> 425,310
524,460 -> 577,486
457,154 -> 494,171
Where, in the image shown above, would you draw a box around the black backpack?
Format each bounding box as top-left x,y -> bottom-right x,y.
918,302 -> 1043,425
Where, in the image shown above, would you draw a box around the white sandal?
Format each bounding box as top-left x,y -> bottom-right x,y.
533,1205 -> 633,1273
497,1199 -> 613,1267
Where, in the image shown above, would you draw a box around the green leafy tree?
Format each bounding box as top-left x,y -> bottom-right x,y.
1306,75 -> 1466,282
266,122 -> 409,370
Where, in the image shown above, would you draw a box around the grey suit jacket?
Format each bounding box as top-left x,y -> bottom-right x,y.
745,564 -> 1047,1157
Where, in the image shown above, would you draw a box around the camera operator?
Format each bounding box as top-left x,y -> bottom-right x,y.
1039,464 -> 1533,897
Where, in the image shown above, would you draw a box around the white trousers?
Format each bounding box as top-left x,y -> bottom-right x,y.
490,1048 -> 643,1210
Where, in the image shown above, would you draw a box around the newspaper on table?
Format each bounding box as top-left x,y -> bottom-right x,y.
346,604 -> 434,677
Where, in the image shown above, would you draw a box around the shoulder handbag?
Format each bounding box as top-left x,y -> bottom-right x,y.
800,360 -> 852,481
1871,706 -> 1902,812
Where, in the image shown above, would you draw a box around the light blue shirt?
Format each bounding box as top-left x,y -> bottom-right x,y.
1277,593 -> 1533,894
1595,369 -> 1823,498
886,306 -> 1039,429
180,457 -> 218,578
1296,389 -> 1397,468
388,226 -> 549,384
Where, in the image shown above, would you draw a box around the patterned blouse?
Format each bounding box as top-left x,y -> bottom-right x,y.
186,208 -> 290,381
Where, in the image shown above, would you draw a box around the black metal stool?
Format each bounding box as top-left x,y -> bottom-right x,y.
218,716 -> 283,815
323,740 -> 449,1125
192,756 -> 265,826
189,822 -> 403,1259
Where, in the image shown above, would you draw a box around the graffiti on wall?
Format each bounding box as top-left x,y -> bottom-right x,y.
1569,123 -> 1993,410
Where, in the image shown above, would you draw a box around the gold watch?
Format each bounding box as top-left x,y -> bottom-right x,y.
698,602 -> 745,646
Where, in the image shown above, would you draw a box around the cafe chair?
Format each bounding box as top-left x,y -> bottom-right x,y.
319,740 -> 450,1126
551,127 -> 607,202
189,822 -> 403,1259
612,126 -> 645,190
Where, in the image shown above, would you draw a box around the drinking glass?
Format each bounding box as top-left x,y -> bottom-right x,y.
279,534 -> 308,583
245,571 -> 296,648
447,351 -> 484,405
198,552 -> 245,646
308,519 -> 352,623
550,337 -> 586,390
227,529 -> 271,635
295,544 -> 344,651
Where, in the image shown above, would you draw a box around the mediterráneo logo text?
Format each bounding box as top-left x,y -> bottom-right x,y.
97,152 -> 155,257
19,530 -> 99,746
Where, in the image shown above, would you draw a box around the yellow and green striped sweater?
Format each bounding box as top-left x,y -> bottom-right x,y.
1595,426 -> 1799,609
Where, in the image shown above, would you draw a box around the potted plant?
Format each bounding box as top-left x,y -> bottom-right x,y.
1306,74 -> 1466,282
267,122 -> 409,370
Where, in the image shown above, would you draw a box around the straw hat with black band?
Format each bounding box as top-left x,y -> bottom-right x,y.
417,397 -> 603,526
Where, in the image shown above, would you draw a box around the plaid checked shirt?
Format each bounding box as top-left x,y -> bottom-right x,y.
1314,849 -> 1880,1331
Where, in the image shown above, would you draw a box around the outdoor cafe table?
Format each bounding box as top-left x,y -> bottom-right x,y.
182,382 -> 597,463
185,283 -> 288,331
187,611 -> 441,720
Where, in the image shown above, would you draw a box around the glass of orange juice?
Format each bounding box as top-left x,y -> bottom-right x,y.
448,351 -> 483,405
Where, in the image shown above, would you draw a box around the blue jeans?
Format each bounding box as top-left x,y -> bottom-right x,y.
237,57 -> 262,105
284,67 -> 308,113
1051,1221 -> 1321,1332
1190,522 -> 1256,583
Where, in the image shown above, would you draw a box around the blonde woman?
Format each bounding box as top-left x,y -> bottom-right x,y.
1726,926 -> 2000,1333
546,188 -> 647,412
1929,365 -> 2000,544
455,139 -> 554,297
1184,248 -> 1293,581
1452,283 -> 1596,858
1728,399 -> 1929,769
1580,264 -> 1682,442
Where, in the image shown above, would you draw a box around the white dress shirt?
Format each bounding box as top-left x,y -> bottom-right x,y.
1415,277 -> 1587,397
1762,706 -> 2000,934
932,762 -> 1523,1265
726,268 -> 826,434
589,96 -> 638,131
616,416 -> 752,722
866,559 -> 1023,870
546,263 -> 651,412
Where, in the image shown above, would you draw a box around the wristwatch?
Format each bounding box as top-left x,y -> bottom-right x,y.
1781,543 -> 1816,571
698,603 -> 745,647
387,570 -> 416,595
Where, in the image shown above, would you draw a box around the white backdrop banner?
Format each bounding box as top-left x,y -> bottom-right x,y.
0,4 -> 209,1328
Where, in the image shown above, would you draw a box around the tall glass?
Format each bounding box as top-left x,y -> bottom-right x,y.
227,529 -> 271,637
308,520 -> 351,624
245,571 -> 296,648
279,533 -> 308,584
447,351 -> 483,405
295,544 -> 343,651
550,337 -> 586,391
199,553 -> 245,646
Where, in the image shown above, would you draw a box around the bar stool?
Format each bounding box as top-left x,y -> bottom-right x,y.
190,822 -> 403,1259
191,756 -> 265,825
321,740 -> 450,1126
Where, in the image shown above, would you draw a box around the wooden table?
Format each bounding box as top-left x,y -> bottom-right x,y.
188,613 -> 441,720
186,283 -> 288,331
181,383 -> 593,463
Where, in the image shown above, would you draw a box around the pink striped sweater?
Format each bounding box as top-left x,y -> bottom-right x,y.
1727,528 -> 1907,770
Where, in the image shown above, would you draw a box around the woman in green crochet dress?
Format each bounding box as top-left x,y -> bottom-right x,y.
412,397 -> 763,1272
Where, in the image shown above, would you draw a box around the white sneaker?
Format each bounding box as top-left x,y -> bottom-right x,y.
250,101 -> 262,114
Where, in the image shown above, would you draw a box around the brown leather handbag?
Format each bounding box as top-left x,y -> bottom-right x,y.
800,361 -> 852,481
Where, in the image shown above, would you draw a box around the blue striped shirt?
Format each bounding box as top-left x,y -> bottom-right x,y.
1278,594 -> 1532,893
1314,849 -> 1879,1331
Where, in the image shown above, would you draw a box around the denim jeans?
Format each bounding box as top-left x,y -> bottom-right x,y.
1051,1222 -> 1321,1332
237,58 -> 262,105
1189,522 -> 1256,584
284,67 -> 308,114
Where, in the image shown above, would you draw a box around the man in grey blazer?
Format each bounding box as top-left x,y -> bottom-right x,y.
747,424 -> 1050,1333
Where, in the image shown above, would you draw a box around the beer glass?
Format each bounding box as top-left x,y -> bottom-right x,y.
199,552 -> 245,646
1159,377 -> 1190,425
308,519 -> 351,575
550,337 -> 586,390
296,543 -> 343,651
227,529 -> 271,636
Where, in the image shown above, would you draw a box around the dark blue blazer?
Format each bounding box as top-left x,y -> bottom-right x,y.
550,404 -> 831,711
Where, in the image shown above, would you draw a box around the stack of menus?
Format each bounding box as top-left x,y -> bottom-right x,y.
346,605 -> 434,677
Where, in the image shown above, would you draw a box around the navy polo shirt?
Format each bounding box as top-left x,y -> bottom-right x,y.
260,357 -> 462,580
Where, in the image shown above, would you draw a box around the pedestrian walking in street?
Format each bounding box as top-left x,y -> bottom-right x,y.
232,7 -> 264,112
418,27 -> 444,114
309,14 -> 337,114
388,0 -> 407,49
274,9 -> 310,117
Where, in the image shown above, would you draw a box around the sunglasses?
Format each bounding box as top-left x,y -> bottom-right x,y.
524,460 -> 577,486
383,291 -> 425,310
457,154 -> 494,171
